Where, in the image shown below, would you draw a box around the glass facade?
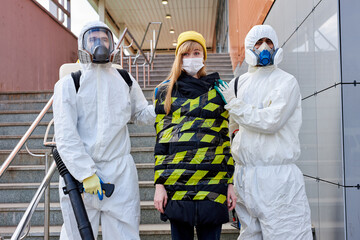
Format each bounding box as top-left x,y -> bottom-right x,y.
265,0 -> 345,239
263,0 -> 355,239
231,0 -> 360,238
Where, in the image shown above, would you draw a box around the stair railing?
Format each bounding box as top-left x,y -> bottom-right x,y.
0,97 -> 53,177
117,22 -> 162,88
11,161 -> 57,240
137,22 -> 163,67
0,97 -> 54,240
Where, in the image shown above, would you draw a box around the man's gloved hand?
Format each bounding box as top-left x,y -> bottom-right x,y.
214,79 -> 236,104
83,174 -> 104,200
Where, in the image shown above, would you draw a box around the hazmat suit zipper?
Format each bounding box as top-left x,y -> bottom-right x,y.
93,66 -> 102,159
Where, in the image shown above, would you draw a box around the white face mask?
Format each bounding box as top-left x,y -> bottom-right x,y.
182,58 -> 204,76
257,42 -> 273,52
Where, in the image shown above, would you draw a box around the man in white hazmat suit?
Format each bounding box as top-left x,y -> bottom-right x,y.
215,25 -> 312,239
53,21 -> 156,239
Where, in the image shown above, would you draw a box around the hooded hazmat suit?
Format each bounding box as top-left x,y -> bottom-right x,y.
53,21 -> 156,240
225,25 -> 312,240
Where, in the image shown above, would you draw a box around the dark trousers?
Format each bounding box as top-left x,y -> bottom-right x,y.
170,220 -> 222,240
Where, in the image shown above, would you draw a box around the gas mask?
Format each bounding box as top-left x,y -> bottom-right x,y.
245,41 -> 283,67
78,27 -> 120,64
182,58 -> 204,76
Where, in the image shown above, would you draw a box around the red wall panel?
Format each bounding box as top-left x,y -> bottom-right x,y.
228,0 -> 274,70
0,0 -> 78,92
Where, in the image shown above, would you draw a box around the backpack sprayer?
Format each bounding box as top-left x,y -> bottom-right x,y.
52,148 -> 114,239
43,119 -> 114,240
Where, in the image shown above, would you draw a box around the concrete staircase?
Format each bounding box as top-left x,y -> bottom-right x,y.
0,53 -> 237,239
122,53 -> 234,88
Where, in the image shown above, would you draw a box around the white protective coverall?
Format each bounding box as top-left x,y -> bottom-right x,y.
226,25 -> 312,240
53,21 -> 156,240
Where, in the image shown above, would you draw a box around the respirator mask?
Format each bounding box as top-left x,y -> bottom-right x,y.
245,41 -> 283,67
78,27 -> 120,64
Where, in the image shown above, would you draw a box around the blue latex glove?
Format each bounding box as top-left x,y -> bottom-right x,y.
214,79 -> 235,104
83,174 -> 104,200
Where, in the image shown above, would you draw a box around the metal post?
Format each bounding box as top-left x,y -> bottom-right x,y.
150,39 -> 153,63
136,63 -> 139,81
11,162 -> 57,240
147,53 -> 150,87
147,64 -> 150,87
143,64 -> 146,88
44,152 -> 50,240
120,45 -> 123,68
129,55 -> 132,74
152,29 -> 156,66
153,29 -> 156,49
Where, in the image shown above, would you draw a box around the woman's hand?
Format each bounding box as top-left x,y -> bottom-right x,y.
154,184 -> 168,214
227,184 -> 237,211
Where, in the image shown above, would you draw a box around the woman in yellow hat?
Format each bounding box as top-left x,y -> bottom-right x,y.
152,31 -> 237,240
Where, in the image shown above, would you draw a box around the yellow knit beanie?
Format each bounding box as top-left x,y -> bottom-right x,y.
175,31 -> 207,60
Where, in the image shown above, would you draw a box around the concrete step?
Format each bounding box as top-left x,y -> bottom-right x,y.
0,223 -> 238,240
142,78 -> 234,88
0,163 -> 154,183
0,132 -> 156,150
133,72 -> 234,79
0,122 -> 53,135
146,75 -> 234,84
0,110 -> 54,123
0,181 -> 155,203
124,63 -> 234,70
0,89 -> 155,102
124,64 -> 234,71
0,147 -> 155,166
0,201 -> 165,226
124,61 -> 233,70
0,121 -> 154,135
0,100 -> 52,111
130,71 -> 234,81
147,52 -> 232,58
131,54 -> 231,61
132,55 -> 232,61
0,97 -> 153,111
0,91 -> 53,101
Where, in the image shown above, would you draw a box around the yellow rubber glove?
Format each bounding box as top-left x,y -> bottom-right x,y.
83,174 -> 103,200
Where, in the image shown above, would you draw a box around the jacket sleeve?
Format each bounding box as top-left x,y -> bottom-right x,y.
129,75 -> 156,125
53,77 -> 96,181
225,77 -> 301,134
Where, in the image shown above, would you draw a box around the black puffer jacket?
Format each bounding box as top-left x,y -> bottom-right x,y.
154,72 -> 234,226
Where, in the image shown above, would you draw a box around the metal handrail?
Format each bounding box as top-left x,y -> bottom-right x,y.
0,96 -> 54,240
138,22 -> 162,65
115,22 -> 162,87
11,161 -> 57,240
0,96 -> 54,178
116,28 -> 151,66
10,107 -> 56,240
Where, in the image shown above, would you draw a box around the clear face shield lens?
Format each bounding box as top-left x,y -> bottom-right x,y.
83,27 -> 114,53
